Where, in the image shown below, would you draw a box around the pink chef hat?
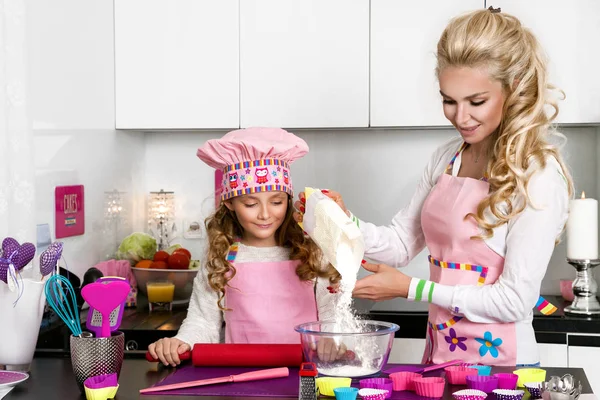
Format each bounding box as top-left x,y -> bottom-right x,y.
197,127 -> 308,201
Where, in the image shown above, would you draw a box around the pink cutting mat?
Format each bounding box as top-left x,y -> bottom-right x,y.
145,364 -> 444,398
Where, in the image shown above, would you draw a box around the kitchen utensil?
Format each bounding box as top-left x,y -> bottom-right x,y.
413,377 -> 446,398
384,359 -> 465,375
39,242 -> 63,278
524,382 -> 544,399
299,362 -> 318,400
492,389 -> 525,400
494,373 -> 519,390
359,378 -> 393,398
81,280 -> 130,337
446,366 -> 479,385
44,274 -> 82,337
70,332 -> 124,393
316,377 -> 352,396
466,375 -> 499,394
513,368 -> 546,387
469,365 -> 492,376
334,387 -> 359,400
358,388 -> 389,400
86,277 -> 128,337
84,373 -> 119,400
139,367 -> 289,394
389,371 -> 421,391
295,320 -> 399,377
145,343 -> 302,366
452,389 -> 488,400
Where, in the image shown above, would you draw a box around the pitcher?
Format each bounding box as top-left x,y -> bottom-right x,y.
0,278 -> 47,371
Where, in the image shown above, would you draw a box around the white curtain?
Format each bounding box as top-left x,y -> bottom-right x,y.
0,0 -> 35,244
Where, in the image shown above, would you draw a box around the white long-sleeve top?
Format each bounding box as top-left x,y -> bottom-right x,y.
358,136 -> 569,364
174,243 -> 337,347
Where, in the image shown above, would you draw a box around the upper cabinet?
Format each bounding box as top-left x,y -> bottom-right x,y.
114,0 -> 239,129
239,0 -> 369,128
370,0 -> 483,127
493,0 -> 600,124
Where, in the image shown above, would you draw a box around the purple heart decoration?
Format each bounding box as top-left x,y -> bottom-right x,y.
15,242 -> 36,270
40,242 -> 63,277
2,238 -> 19,260
0,260 -> 8,283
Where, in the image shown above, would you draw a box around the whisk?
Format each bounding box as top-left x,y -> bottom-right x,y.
44,274 -> 83,337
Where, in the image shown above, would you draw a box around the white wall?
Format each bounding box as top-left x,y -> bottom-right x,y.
144,126 -> 599,311
28,0 -> 146,278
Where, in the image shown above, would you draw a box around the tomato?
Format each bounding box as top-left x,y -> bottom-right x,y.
168,253 -> 190,270
153,251 -> 170,262
173,248 -> 192,260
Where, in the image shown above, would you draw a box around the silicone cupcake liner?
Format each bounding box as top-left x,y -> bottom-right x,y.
512,369 -> 546,387
359,378 -> 393,398
493,374 -> 518,390
334,387 -> 359,400
84,385 -> 119,400
445,366 -> 479,385
492,389 -> 525,400
84,374 -> 118,389
389,371 -> 421,391
358,388 -> 389,400
469,365 -> 492,376
466,375 -> 499,394
523,382 -> 544,399
316,377 -> 352,397
413,377 -> 446,398
452,389 -> 488,400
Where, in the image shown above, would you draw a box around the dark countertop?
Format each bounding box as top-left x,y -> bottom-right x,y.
5,357 -> 595,400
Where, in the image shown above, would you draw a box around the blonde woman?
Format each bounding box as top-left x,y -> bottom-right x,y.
298,7 -> 573,366
149,127 -> 341,367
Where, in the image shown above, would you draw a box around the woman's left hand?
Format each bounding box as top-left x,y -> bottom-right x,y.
352,261 -> 412,301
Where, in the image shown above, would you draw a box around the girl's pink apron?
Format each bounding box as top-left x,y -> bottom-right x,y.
224,243 -> 318,344
419,143 -> 555,366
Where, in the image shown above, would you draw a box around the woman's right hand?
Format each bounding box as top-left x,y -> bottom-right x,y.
148,337 -> 191,367
293,189 -> 350,224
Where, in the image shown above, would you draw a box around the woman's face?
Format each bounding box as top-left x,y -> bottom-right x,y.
224,191 -> 288,247
439,66 -> 505,145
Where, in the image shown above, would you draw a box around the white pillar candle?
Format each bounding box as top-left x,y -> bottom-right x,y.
567,191 -> 598,260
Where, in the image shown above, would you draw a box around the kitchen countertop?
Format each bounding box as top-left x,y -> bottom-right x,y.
5,357 -> 595,400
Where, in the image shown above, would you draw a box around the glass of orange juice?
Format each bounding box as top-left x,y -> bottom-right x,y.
146,280 -> 175,312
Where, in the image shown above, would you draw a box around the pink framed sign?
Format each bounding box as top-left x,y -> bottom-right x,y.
55,185 -> 85,238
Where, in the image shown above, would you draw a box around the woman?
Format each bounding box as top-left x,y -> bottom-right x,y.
298,8 -> 573,366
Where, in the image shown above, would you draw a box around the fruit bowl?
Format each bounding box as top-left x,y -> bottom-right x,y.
295,320 -> 399,378
131,266 -> 199,304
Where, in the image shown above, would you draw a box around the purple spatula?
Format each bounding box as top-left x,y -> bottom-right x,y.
81,280 -> 131,337
86,277 -> 128,337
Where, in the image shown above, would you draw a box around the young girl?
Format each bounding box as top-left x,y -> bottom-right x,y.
148,127 -> 340,367
298,8 -> 573,366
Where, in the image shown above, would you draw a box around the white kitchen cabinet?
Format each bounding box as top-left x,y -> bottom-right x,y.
114,0 -> 239,129
239,0 -> 369,128
538,343 -> 568,367
370,0 -> 483,127
493,1 -> 600,124
568,336 -> 600,395
389,338 -> 426,364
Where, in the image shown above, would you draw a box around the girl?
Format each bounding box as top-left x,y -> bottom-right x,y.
298,7 -> 573,366
149,127 -> 340,367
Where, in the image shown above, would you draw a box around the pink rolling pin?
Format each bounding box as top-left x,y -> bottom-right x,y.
139,367 -> 289,394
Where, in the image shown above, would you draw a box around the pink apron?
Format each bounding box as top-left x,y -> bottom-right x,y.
224,242 -> 318,344
420,143 -> 524,366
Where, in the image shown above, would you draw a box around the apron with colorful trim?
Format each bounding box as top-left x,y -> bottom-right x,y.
224,242 -> 318,344
419,143 -> 556,366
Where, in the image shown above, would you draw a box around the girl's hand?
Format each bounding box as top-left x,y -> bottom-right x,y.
352,261 -> 412,301
293,189 -> 350,224
312,337 -> 348,362
148,338 -> 191,367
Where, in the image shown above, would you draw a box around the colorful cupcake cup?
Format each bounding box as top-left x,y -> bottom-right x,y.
493,373 -> 518,390
359,378 -> 393,398
334,387 -> 359,400
389,371 -> 421,391
466,375 -> 499,394
452,389 -> 488,400
358,388 -> 389,400
316,377 -> 352,396
523,382 -> 544,399
445,366 -> 479,385
492,389 -> 525,400
512,369 -> 546,387
413,377 -> 446,398
468,365 -> 492,376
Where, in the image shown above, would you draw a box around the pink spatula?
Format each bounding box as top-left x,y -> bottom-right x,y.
139,367 -> 289,394
81,280 -> 131,337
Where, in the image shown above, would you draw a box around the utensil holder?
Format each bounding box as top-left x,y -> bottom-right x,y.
70,331 -> 124,393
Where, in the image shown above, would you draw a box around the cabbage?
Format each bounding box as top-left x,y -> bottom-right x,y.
116,232 -> 157,263
165,244 -> 182,255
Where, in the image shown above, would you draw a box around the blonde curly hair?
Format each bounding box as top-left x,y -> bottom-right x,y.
204,195 -> 340,311
436,8 -> 574,239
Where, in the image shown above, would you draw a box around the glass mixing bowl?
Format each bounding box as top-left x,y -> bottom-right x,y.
295,320 -> 399,378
